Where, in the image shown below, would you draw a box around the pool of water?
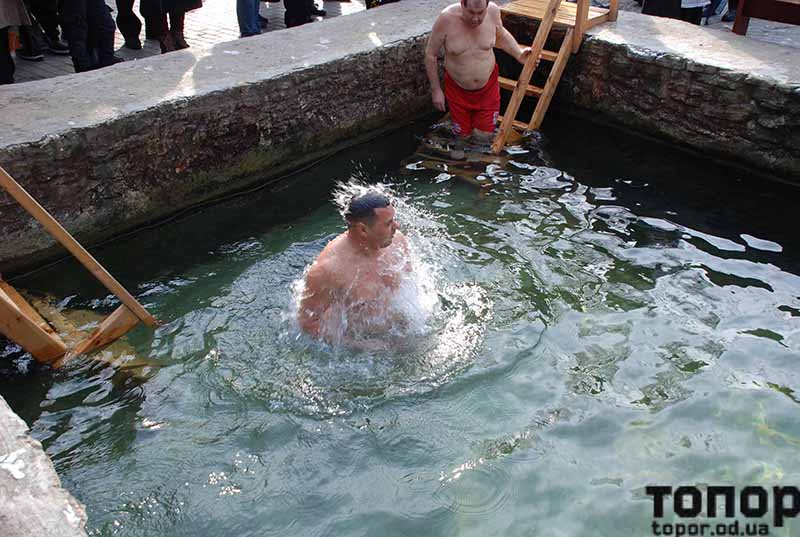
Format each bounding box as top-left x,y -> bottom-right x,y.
2,115 -> 800,537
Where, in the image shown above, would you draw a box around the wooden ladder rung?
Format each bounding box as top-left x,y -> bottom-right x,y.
499,77 -> 544,97
518,48 -> 559,62
497,115 -> 530,131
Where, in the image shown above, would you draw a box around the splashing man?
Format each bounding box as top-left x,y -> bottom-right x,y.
298,191 -> 412,350
425,0 -> 532,140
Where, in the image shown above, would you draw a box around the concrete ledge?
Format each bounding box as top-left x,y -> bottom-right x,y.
0,395 -> 87,537
2,2 -> 800,272
503,11 -> 800,181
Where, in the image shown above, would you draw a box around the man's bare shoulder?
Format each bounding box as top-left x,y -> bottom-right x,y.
439,3 -> 462,20
313,236 -> 356,282
487,2 -> 502,21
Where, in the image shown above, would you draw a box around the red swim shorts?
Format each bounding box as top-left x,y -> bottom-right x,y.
444,64 -> 501,137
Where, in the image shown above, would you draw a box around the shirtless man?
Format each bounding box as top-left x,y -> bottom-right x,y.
425,0 -> 532,139
298,191 -> 412,350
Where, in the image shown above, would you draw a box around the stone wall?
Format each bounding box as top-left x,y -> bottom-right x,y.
0,395 -> 87,537
1,3 -> 799,274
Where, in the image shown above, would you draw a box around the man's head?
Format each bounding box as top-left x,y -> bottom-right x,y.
345,191 -> 399,249
460,0 -> 488,28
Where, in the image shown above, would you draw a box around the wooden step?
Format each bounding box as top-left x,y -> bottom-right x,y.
499,77 -> 544,97
498,115 -> 530,131
504,48 -> 559,62
502,0 -> 609,29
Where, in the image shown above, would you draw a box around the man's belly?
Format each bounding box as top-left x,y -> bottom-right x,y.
445,53 -> 496,91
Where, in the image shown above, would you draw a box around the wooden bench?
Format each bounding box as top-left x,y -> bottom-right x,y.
733,0 -> 800,35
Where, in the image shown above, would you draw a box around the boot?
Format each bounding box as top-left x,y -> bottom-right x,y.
159,32 -> 176,53
156,14 -> 174,53
170,11 -> 189,50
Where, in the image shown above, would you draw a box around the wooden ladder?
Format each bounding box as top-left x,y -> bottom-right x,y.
0,166 -> 159,367
491,0 -> 618,154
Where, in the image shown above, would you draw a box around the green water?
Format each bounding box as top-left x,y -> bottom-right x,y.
2,116 -> 800,537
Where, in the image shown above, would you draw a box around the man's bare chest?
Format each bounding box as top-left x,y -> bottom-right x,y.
446,23 -> 495,57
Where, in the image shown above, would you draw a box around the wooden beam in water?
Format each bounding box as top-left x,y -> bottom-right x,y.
63,305 -> 140,363
0,166 -> 158,328
0,287 -> 66,364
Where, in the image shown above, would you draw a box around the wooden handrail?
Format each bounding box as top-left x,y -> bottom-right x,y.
574,0 -> 589,52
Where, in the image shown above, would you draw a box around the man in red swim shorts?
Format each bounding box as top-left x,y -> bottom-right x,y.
425,0 -> 532,139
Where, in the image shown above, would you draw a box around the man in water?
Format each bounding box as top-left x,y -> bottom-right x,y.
298,191 -> 412,350
425,0 -> 532,139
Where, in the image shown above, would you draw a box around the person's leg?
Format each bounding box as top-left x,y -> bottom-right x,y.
443,72 -> 473,139
680,6 -> 703,24
237,0 -> 260,36
283,0 -> 311,27
153,12 -> 173,52
472,110 -> 498,142
86,0 -> 119,67
169,10 -> 189,48
17,23 -> 45,60
0,27 -> 15,84
28,0 -> 60,40
116,0 -> 142,49
471,64 -> 501,141
59,0 -> 95,71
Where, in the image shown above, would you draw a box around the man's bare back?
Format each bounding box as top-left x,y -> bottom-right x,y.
298,193 -> 412,349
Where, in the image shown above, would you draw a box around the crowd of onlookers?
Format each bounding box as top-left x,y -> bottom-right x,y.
1,0 -> 401,85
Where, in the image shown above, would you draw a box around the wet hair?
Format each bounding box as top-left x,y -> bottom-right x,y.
344,191 -> 391,225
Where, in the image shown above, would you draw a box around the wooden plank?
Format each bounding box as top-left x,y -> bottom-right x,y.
502,0 -> 608,27
519,49 -> 559,62
65,304 -> 140,360
0,290 -> 66,363
529,28 -> 574,130
574,0 -> 589,53
0,281 -> 59,337
493,0 -> 563,154
498,115 -> 531,131
499,76 -> 545,97
0,166 -> 158,328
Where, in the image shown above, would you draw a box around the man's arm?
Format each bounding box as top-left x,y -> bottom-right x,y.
298,262 -> 333,339
492,5 -> 532,65
425,15 -> 448,112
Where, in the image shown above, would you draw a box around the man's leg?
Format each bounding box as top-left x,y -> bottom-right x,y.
237,0 -> 260,36
28,0 -> 68,52
59,0 -> 95,72
116,0 -> 142,49
472,109 -> 498,142
86,0 -> 119,67
0,28 -> 15,84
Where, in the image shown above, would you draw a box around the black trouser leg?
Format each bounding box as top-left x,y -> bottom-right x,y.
115,0 -> 142,43
87,0 -> 117,66
59,0 -> 95,71
27,0 -> 61,40
0,28 -> 15,84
